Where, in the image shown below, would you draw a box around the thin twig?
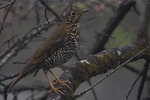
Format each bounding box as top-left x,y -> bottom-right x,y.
0,35 -> 17,47
35,1 -> 40,25
12,61 -> 26,64
60,0 -> 75,16
126,67 -> 144,100
0,0 -> 16,35
0,73 -> 7,77
45,8 -> 51,25
87,79 -> 98,100
0,73 -> 19,82
81,26 -> 115,39
39,0 -> 62,21
0,0 -> 15,9
137,60 -> 149,100
4,0 -> 35,28
124,65 -> 150,80
0,13 -> 57,69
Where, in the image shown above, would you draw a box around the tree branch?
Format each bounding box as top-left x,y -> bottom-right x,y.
0,0 -> 16,35
137,60 -> 149,100
0,19 -> 56,69
46,38 -> 150,99
87,0 -> 136,55
137,0 -> 150,38
39,0 -> 62,22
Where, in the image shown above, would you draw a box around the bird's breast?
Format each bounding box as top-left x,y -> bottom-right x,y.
43,38 -> 79,68
41,23 -> 80,69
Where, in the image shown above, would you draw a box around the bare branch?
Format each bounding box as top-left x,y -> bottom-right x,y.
81,26 -> 115,39
137,60 -> 149,100
0,0 -> 15,9
3,0 -> 35,28
0,73 -> 19,82
126,66 -> 145,100
39,0 -> 62,21
0,35 -> 17,47
0,19 -> 56,69
87,0 -> 136,54
137,0 -> 150,38
0,0 -> 16,35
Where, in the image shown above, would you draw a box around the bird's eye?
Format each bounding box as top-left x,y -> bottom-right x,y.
71,11 -> 75,16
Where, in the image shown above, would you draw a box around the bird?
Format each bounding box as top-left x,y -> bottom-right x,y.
8,9 -> 89,95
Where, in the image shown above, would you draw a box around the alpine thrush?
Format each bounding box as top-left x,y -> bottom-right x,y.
8,9 -> 89,95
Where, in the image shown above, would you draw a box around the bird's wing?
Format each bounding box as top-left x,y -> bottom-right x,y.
21,26 -> 67,75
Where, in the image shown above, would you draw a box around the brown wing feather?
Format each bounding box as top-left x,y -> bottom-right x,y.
22,25 -> 67,74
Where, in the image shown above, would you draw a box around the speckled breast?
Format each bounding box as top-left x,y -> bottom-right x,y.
43,38 -> 79,68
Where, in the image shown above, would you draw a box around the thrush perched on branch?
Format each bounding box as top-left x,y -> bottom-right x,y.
8,9 -> 89,95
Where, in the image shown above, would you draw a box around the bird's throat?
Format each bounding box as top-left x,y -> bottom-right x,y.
65,22 -> 80,37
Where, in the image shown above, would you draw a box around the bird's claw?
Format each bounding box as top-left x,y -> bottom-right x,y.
48,87 -> 65,95
53,81 -> 71,90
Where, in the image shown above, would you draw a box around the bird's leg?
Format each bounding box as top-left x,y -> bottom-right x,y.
43,69 -> 65,95
48,69 -> 71,90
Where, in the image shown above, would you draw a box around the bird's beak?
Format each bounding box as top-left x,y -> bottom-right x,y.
81,9 -> 90,14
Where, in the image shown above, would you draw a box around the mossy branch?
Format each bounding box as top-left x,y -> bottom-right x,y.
47,38 -> 150,100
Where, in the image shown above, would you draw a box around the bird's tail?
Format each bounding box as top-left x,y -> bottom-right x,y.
8,73 -> 24,91
7,63 -> 37,91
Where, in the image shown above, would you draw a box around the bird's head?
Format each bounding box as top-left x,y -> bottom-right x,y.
63,9 -> 89,24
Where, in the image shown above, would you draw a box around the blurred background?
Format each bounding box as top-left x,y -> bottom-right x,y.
0,0 -> 149,100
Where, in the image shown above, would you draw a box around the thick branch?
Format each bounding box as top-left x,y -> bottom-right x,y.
47,38 -> 150,100
137,0 -> 150,38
